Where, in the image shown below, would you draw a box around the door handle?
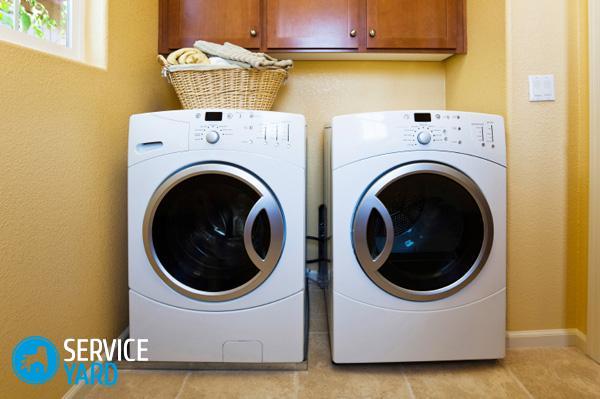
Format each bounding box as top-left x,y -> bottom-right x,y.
243,196 -> 284,272
369,29 -> 376,38
250,29 -> 257,37
349,29 -> 357,38
352,195 -> 394,272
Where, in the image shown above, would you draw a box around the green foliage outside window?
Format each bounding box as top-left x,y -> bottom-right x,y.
0,0 -> 67,40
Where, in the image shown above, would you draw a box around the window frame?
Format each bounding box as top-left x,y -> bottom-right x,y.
0,0 -> 84,62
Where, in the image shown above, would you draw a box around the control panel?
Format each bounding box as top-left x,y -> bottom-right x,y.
331,111 -> 506,167
128,110 -> 305,167
399,112 -> 500,150
189,110 -> 297,150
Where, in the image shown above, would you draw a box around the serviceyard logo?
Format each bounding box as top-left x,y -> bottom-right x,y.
12,336 -> 149,387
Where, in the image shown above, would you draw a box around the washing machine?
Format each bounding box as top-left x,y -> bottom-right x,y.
128,109 -> 306,363
324,111 -> 506,363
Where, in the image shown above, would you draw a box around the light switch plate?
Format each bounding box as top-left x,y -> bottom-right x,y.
529,74 -> 556,102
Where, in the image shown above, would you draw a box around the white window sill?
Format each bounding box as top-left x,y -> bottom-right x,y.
0,25 -> 82,63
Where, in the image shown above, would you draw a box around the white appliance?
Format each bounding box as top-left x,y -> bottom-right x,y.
128,109 -> 306,363
325,111 -> 506,363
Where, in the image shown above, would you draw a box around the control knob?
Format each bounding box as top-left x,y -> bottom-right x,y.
417,131 -> 432,145
206,130 -> 220,144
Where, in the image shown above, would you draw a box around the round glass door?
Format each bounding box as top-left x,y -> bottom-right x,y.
352,163 -> 493,301
143,164 -> 284,302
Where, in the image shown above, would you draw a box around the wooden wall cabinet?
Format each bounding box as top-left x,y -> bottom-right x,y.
160,0 -> 262,52
159,0 -> 466,55
266,0 -> 360,50
366,0 -> 464,52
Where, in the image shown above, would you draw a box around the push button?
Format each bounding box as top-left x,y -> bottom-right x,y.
267,124 -> 278,141
485,123 -> 495,142
278,123 -> 290,142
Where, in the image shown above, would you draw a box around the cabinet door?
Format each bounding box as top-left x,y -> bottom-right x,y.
366,0 -> 464,50
162,0 -> 261,51
266,0 -> 360,49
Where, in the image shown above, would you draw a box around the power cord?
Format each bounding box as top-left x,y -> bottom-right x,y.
305,205 -> 329,288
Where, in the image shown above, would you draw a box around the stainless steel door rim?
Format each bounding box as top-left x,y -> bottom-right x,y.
143,163 -> 285,302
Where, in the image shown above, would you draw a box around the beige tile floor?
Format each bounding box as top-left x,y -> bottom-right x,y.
82,284 -> 600,399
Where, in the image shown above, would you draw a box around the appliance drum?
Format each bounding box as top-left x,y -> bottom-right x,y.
352,162 -> 493,302
143,163 -> 285,302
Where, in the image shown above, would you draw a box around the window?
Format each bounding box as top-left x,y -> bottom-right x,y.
0,0 -> 84,61
1,0 -> 69,45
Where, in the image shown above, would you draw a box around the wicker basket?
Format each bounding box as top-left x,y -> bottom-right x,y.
162,63 -> 288,110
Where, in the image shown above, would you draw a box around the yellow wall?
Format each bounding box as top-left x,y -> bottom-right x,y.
0,2 -> 178,398
504,0 -> 589,331
506,0 -> 568,331
566,0 -> 589,333
446,0 -> 507,116
273,61 -> 446,249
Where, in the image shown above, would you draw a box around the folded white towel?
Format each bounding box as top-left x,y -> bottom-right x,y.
194,40 -> 293,70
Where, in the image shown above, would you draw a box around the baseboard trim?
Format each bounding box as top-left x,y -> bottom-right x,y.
507,328 -> 587,350
573,329 -> 587,351
62,327 -> 130,399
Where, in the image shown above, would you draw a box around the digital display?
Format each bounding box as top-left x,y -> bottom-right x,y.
414,113 -> 432,122
205,112 -> 223,121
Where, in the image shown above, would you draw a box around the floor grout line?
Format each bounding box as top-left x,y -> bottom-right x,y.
402,370 -> 417,399
174,371 -> 191,399
503,364 -> 535,399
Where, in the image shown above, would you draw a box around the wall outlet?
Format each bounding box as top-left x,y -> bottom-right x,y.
529,75 -> 556,102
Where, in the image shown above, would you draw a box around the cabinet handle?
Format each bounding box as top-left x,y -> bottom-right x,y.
250,29 -> 257,37
369,29 -> 376,38
349,29 -> 357,38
